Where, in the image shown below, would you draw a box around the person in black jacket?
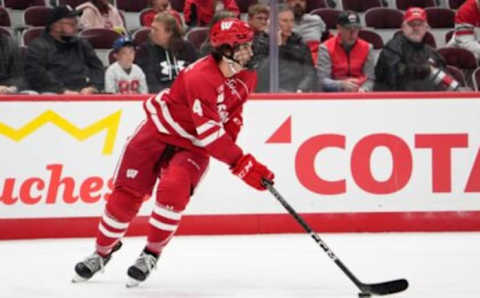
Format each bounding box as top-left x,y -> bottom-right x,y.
136,12 -> 198,93
24,5 -> 105,94
0,33 -> 27,94
255,5 -> 318,92
374,7 -> 459,91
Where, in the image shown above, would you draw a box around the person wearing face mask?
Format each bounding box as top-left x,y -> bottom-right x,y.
24,5 -> 105,94
317,11 -> 375,92
374,7 -> 459,91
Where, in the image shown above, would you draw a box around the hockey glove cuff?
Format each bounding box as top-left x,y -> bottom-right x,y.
231,154 -> 274,191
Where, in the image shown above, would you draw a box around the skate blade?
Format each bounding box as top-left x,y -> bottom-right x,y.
126,277 -> 141,288
71,273 -> 88,283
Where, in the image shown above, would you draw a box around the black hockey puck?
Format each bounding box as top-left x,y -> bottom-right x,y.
358,293 -> 371,298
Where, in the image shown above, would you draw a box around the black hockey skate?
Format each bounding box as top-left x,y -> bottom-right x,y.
126,248 -> 159,288
72,241 -> 122,282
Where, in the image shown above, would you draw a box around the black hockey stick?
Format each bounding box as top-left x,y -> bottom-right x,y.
262,179 -> 408,296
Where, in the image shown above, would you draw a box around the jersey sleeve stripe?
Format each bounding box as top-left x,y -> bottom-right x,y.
196,120 -> 221,135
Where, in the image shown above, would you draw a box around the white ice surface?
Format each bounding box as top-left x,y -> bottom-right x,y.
0,232 -> 478,298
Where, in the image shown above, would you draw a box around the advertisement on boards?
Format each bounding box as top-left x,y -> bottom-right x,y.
1,94 -> 480,238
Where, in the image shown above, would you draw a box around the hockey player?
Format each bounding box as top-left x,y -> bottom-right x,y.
104,36 -> 148,94
73,18 -> 275,287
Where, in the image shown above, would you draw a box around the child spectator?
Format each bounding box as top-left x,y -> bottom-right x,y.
141,0 -> 183,29
184,0 -> 239,27
77,0 -> 126,34
105,36 -> 148,94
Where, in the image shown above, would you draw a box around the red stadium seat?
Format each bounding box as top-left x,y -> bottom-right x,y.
359,29 -> 384,49
437,47 -> 478,69
116,0 -> 149,12
132,26 -> 151,46
425,8 -> 455,28
24,6 -> 53,27
395,0 -> 436,10
0,7 -> 11,27
22,26 -> 45,46
365,7 -> 403,28
310,8 -> 341,30
0,26 -> 12,37
237,0 -> 258,14
4,0 -> 45,9
185,26 -> 209,49
58,0 -> 89,8
342,0 -> 382,12
448,0 -> 466,9
169,0 -> 186,12
79,28 -> 122,49
306,0 -> 328,12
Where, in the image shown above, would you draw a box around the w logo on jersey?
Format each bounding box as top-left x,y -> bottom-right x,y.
221,21 -> 233,30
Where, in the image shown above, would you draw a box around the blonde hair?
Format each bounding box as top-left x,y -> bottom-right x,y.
154,12 -> 184,38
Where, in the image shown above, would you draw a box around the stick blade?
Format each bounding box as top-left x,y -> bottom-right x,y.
363,279 -> 409,295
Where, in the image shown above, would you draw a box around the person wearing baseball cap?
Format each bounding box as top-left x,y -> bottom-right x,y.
104,36 -> 148,94
24,5 -> 105,94
317,10 -> 375,92
374,7 -> 460,91
446,0 -> 480,60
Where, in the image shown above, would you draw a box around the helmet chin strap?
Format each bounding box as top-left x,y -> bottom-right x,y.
222,54 -> 243,76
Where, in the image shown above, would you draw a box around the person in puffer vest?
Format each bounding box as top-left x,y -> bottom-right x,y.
317,10 -> 375,92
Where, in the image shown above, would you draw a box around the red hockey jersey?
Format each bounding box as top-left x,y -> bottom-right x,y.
143,55 -> 257,166
455,0 -> 480,27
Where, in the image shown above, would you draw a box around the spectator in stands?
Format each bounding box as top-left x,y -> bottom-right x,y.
286,0 -> 326,63
255,4 -> 318,92
248,3 -> 269,33
374,7 -> 460,91
77,0 -> 126,34
24,5 -> 105,94
317,11 -> 375,92
105,36 -> 148,94
184,0 -> 239,27
446,0 -> 480,60
136,12 -> 198,93
0,34 -> 27,94
248,4 -> 270,66
199,10 -> 237,56
141,0 -> 183,29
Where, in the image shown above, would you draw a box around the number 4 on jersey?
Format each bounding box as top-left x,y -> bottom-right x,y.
192,99 -> 203,116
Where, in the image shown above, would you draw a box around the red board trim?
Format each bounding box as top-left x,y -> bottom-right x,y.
2,211 -> 480,240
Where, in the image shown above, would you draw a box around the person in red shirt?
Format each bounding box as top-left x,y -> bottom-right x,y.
141,0 -> 183,29
73,18 -> 274,288
184,0 -> 239,27
447,0 -> 480,59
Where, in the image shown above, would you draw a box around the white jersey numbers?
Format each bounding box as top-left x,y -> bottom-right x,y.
192,99 -> 203,116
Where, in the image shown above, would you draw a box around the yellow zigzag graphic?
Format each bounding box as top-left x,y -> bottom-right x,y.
0,110 -> 122,155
